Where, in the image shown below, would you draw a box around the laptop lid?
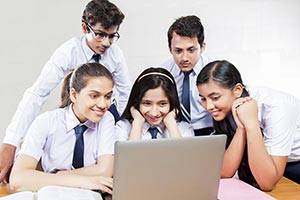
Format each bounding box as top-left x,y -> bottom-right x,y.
113,134 -> 226,200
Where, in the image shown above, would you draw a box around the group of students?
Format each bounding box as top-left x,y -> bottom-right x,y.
0,0 -> 299,197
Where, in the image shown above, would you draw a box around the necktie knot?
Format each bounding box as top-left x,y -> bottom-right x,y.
74,125 -> 87,138
92,54 -> 101,63
149,127 -> 159,139
72,125 -> 87,169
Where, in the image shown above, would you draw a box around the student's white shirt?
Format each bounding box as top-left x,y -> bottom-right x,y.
247,86 -> 300,162
4,36 -> 131,147
18,105 -> 116,173
161,54 -> 213,130
116,119 -> 194,141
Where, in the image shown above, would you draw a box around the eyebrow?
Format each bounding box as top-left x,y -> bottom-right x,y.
199,92 -> 219,97
89,90 -> 113,95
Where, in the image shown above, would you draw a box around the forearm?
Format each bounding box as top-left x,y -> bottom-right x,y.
129,120 -> 143,140
10,168 -> 88,192
165,120 -> 181,138
60,160 -> 113,177
246,126 -> 282,191
222,127 -> 246,177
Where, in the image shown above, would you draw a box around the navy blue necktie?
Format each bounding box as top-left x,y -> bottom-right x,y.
149,127 -> 159,139
92,54 -> 101,63
181,70 -> 192,122
72,125 -> 87,169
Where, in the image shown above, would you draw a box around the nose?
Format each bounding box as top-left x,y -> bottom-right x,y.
149,105 -> 159,116
182,51 -> 189,61
97,97 -> 107,109
206,100 -> 215,111
101,36 -> 111,47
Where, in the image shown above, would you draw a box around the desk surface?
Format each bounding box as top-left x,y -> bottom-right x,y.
1,177 -> 299,199
265,176 -> 300,199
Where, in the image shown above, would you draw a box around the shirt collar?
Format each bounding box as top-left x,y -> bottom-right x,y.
141,122 -> 166,136
81,37 -> 97,62
66,104 -> 96,133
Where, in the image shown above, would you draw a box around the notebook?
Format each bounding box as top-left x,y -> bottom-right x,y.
112,134 -> 227,200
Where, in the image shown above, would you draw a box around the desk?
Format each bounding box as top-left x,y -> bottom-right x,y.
265,176 -> 300,199
1,177 -> 300,199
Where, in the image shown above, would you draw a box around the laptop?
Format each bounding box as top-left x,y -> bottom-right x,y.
112,134 -> 226,200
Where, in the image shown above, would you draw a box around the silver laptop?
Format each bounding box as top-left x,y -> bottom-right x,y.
112,135 -> 226,200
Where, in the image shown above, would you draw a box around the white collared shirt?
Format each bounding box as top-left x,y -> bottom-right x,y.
161,54 -> 213,130
116,119 -> 194,141
247,86 -> 300,162
4,36 -> 131,147
18,105 -> 116,173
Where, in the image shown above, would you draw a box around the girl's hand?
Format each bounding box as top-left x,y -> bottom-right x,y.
235,98 -> 258,129
232,97 -> 252,129
82,176 -> 113,194
130,106 -> 145,124
163,109 -> 177,127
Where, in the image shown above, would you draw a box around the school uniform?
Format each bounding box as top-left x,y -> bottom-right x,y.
18,104 -> 116,173
4,36 -> 131,147
116,119 -> 194,141
247,86 -> 300,182
161,54 -> 213,135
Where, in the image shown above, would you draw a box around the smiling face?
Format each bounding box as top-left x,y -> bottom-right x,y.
197,80 -> 241,121
139,86 -> 170,126
82,22 -> 119,55
71,76 -> 113,123
169,32 -> 202,72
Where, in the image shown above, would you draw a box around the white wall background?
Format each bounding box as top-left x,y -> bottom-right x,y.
1,0 -> 300,142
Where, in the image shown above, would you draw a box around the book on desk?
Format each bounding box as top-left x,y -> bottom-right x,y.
0,185 -> 103,200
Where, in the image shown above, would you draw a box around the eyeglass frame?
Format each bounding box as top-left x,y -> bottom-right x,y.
83,20 -> 120,43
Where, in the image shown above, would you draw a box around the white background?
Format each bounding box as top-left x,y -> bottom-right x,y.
1,0 -> 300,142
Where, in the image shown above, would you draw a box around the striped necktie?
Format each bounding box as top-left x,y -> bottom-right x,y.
181,70 -> 192,122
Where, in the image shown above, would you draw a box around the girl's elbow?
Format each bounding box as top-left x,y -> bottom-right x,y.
9,172 -> 24,192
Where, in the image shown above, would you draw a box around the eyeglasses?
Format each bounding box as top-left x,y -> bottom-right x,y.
86,23 -> 120,43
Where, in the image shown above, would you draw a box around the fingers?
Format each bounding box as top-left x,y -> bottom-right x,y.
0,167 -> 8,183
99,177 -> 113,194
234,97 -> 253,109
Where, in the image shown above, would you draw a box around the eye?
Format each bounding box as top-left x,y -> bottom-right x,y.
141,100 -> 151,106
200,97 -> 206,102
105,94 -> 112,100
159,101 -> 168,107
90,93 -> 99,99
188,48 -> 195,53
174,49 -> 182,54
95,32 -> 107,38
211,96 -> 220,101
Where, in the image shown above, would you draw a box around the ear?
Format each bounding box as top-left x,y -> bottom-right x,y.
70,88 -> 78,103
233,83 -> 244,98
81,22 -> 89,34
200,42 -> 206,53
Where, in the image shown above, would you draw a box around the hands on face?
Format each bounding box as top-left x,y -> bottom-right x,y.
232,97 -> 258,130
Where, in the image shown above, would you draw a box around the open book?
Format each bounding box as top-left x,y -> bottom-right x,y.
0,185 -> 103,200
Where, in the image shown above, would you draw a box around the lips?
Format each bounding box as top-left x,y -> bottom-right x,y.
92,109 -> 105,117
145,115 -> 162,125
210,109 -> 221,118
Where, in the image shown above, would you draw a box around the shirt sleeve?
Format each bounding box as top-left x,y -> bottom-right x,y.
98,112 -> 117,156
110,47 -> 131,114
18,112 -> 51,161
263,102 -> 298,156
3,44 -> 72,147
115,119 -> 131,141
178,121 -> 195,137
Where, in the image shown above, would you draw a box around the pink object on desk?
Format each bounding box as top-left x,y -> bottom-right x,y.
218,178 -> 276,200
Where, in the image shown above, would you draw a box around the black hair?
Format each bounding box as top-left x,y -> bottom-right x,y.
167,15 -> 204,48
121,67 -> 184,122
197,60 -> 260,189
82,0 -> 125,30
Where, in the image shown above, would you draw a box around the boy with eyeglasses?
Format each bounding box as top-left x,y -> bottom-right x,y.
0,0 -> 131,184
